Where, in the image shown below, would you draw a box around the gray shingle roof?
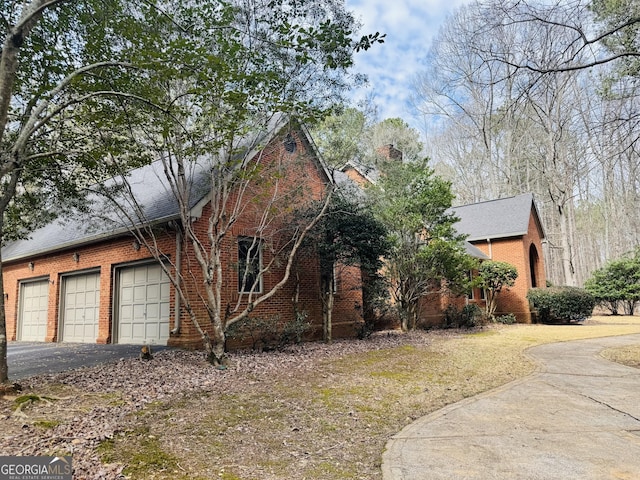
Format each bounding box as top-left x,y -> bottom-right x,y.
464,241 -> 490,260
452,193 -> 543,242
2,159 -> 210,262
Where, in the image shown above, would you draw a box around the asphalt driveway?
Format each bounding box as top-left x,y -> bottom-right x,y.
7,342 -> 168,381
382,333 -> 640,480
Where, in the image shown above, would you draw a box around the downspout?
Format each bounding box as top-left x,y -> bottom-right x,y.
486,238 -> 492,259
171,228 -> 182,335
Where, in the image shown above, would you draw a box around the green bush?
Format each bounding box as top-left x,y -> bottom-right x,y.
495,313 -> 517,325
527,287 -> 595,324
225,316 -> 280,351
227,312 -> 312,351
443,303 -> 483,329
280,310 -> 311,346
584,254 -> 640,315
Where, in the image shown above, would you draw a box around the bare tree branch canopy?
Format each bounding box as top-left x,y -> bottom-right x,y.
481,1 -> 640,74
414,0 -> 640,289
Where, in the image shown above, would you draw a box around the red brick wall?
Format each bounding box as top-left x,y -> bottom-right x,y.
3,234 -> 176,343
469,206 -> 546,323
3,128 -> 363,349
172,129 -> 361,348
416,205 -> 546,326
343,167 -> 369,188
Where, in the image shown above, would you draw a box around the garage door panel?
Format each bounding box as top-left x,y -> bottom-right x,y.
146,304 -> 159,319
117,263 -> 170,345
133,285 -> 146,302
121,286 -> 133,303
146,265 -> 162,282
87,292 -> 95,304
145,324 -> 158,339
84,308 -> 96,322
132,323 -> 145,339
120,323 -> 132,338
146,284 -> 160,301
19,279 -> 50,342
61,272 -> 100,343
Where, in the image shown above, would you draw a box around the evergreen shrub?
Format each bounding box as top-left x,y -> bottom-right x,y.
527,287 -> 595,324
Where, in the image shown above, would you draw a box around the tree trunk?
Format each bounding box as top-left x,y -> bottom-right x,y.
204,328 -> 227,367
399,299 -> 416,332
361,268 -> 377,329
182,299 -> 227,367
400,314 -> 409,332
558,202 -> 577,286
0,256 -> 8,384
321,274 -> 334,343
0,180 -> 19,385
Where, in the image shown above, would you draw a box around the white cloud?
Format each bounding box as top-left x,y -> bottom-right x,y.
346,0 -> 471,129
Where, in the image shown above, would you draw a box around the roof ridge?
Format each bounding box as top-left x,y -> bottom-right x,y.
454,192 -> 532,209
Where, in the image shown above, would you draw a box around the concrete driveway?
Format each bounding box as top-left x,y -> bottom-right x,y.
7,342 -> 168,381
382,334 -> 640,480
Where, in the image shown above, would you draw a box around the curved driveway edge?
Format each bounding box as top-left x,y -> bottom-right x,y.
382,334 -> 640,480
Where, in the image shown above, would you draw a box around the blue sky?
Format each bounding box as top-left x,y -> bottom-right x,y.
346,0 -> 470,129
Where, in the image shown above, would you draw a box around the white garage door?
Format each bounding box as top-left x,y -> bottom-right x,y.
117,263 -> 170,345
61,272 -> 100,343
18,279 -> 50,341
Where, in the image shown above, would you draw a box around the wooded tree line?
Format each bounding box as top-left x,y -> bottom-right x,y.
413,0 -> 640,287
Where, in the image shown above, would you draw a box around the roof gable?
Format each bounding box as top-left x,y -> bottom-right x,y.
452,193 -> 544,242
2,117 -> 326,263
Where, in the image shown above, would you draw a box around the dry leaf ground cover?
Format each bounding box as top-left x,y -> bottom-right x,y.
2,315 -> 640,479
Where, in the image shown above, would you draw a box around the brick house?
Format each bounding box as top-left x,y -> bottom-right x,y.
452,193 -> 547,323
421,193 -> 547,325
343,151 -> 546,326
2,121 -> 364,348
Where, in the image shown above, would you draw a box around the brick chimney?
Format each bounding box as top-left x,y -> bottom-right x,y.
377,144 -> 403,162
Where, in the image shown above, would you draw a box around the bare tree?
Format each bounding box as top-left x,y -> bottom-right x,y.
413,0 -> 635,287
88,0 -> 383,365
481,0 -> 640,75
95,117 -> 332,364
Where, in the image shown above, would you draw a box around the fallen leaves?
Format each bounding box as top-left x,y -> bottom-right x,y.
0,331 -> 438,478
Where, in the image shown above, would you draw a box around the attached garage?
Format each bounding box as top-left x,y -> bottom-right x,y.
60,271 -> 100,343
116,263 -> 170,345
18,278 -> 50,341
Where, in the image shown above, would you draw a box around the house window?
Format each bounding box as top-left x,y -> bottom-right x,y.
238,237 -> 262,293
467,271 -> 486,301
467,271 -> 475,299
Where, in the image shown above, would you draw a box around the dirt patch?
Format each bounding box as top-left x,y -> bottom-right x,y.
2,316 -> 640,479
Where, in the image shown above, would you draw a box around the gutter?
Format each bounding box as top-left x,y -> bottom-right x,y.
171,227 -> 182,335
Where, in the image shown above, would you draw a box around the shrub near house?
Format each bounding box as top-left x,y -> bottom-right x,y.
473,260 -> 518,319
527,287 -> 596,324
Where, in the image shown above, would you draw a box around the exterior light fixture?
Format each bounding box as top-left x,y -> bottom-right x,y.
133,240 -> 141,251
28,262 -> 34,271
73,252 -> 80,263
